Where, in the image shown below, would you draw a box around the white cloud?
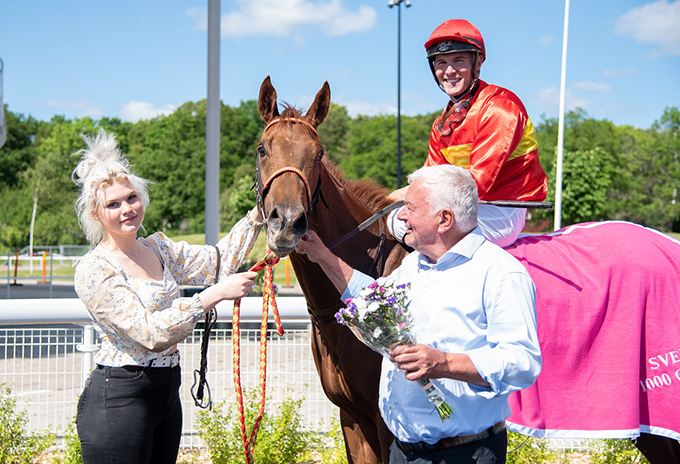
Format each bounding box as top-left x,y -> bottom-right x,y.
614,0 -> 680,56
45,99 -> 104,118
190,0 -> 377,39
186,7 -> 207,31
334,96 -> 396,117
602,67 -> 636,78
530,87 -> 593,116
120,101 -> 176,122
538,35 -> 554,46
572,81 -> 612,93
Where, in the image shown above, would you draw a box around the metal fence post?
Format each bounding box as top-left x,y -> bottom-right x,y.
76,324 -> 99,388
6,252 -> 9,299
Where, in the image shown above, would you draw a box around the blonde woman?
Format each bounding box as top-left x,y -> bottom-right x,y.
72,130 -> 260,463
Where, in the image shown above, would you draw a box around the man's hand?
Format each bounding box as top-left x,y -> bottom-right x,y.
389,344 -> 491,387
389,344 -> 449,381
294,230 -> 328,263
295,230 -> 355,293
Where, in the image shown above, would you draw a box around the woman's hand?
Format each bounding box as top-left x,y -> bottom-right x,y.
199,271 -> 258,311
247,207 -> 263,225
218,271 -> 258,300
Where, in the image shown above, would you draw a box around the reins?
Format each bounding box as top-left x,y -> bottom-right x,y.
326,200 -> 405,250
191,245 -> 221,409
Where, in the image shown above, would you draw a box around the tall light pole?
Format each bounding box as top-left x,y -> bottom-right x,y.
0,57 -> 6,149
205,0 -> 220,245
554,0 -> 570,231
388,0 -> 411,189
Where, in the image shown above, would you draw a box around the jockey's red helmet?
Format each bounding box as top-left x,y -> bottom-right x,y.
425,19 -> 486,61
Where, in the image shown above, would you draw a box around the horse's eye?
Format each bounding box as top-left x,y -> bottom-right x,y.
257,144 -> 266,157
317,150 -> 324,162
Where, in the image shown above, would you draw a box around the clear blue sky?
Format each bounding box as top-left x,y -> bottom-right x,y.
1,0 -> 678,129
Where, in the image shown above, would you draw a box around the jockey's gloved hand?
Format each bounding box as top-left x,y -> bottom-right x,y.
387,207 -> 407,244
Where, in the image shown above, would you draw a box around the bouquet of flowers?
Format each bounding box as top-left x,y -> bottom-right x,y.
335,277 -> 453,421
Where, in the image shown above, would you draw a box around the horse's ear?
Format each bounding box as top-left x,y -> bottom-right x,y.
258,76 -> 279,122
305,81 -> 331,128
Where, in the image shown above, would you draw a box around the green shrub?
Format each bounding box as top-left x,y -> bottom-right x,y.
589,439 -> 649,464
313,416 -> 348,464
0,383 -> 55,463
53,420 -> 82,464
506,431 -> 564,464
197,389 -> 319,464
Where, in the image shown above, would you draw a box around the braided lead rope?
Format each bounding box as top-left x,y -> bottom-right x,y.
232,252 -> 282,464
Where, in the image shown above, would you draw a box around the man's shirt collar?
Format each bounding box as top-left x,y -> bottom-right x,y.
416,227 -> 485,270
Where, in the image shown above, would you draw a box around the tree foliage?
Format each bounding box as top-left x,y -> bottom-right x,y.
0,101 -> 678,249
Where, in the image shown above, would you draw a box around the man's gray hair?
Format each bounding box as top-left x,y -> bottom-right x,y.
407,165 -> 478,233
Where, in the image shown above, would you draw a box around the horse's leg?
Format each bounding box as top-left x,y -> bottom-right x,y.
308,323 -> 390,463
339,408 -> 383,464
632,433 -> 680,464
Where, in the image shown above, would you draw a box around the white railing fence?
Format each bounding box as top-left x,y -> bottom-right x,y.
0,297 -> 338,449
0,297 -> 597,453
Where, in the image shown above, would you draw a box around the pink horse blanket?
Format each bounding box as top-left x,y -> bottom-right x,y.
505,221 -> 680,440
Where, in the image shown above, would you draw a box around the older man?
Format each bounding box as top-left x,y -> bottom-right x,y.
296,165 -> 541,464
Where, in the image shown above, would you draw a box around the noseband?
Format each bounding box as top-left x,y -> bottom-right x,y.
255,117 -> 325,217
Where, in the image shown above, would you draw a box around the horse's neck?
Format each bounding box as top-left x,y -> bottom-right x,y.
291,167 -> 387,312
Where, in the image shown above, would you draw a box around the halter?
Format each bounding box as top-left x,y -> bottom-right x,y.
261,167 -> 312,209
254,117 -> 326,217
263,116 -> 319,139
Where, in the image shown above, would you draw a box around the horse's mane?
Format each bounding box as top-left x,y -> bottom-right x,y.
321,153 -> 393,214
277,106 -> 393,214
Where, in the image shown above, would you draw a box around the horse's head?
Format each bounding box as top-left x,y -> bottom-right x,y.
256,76 -> 331,256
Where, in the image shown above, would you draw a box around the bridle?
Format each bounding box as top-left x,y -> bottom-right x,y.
254,117 -> 325,218
253,115 -> 402,280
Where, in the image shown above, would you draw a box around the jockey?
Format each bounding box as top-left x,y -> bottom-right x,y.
389,19 -> 548,248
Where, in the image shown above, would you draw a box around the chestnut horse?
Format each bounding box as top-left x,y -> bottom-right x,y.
254,76 -> 680,464
256,76 -> 403,463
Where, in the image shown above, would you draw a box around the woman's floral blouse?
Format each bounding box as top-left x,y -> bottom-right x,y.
74,213 -> 262,367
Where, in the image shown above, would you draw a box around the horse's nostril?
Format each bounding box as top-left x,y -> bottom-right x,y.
266,207 -> 282,232
292,214 -> 308,236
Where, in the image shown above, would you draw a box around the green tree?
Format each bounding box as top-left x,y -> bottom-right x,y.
220,164 -> 257,230
24,117 -> 97,245
0,108 -> 39,189
221,100 -> 264,188
318,102 -> 351,164
605,107 -> 680,230
539,147 -> 615,226
341,114 -> 431,189
128,103 -> 207,234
